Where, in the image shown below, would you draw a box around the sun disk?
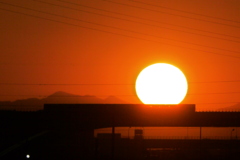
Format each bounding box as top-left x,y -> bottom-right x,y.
135,63 -> 188,104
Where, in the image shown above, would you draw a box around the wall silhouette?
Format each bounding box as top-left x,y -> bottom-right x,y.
44,104 -> 240,131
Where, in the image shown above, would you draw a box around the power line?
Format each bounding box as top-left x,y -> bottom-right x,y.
56,0 -> 240,39
0,93 -> 239,105
0,8 -> 157,42
103,0 -> 240,29
131,0 -> 240,24
0,102 -> 239,105
0,83 -> 134,86
50,0 -> 240,41
1,91 -> 240,97
1,7 -> 240,59
3,1 -> 239,54
1,95 -> 117,97
1,79 -> 240,85
189,80 -> 240,84
188,92 -> 240,95
70,1 -> 240,39
194,102 -> 240,105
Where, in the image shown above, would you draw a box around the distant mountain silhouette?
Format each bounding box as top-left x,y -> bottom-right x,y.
0,91 -> 126,111
42,91 -> 105,104
218,103 -> 240,111
104,95 -> 124,104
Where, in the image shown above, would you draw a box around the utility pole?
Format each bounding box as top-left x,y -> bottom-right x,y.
199,126 -> 202,159
111,126 -> 115,160
200,127 -> 202,140
236,127 -> 238,139
111,113 -> 115,160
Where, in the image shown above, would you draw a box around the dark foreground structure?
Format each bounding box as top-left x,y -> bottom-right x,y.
44,104 -> 240,129
1,104 -> 240,160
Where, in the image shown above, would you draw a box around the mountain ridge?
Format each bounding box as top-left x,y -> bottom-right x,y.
218,103 -> 240,111
0,91 -> 126,111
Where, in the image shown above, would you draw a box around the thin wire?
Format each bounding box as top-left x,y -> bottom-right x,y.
38,0 -> 240,41
0,95 -> 101,97
0,102 -> 239,106
103,0 -> 240,28
188,92 -> 240,95
0,83 -> 134,85
194,102 -> 240,104
1,91 -> 240,97
1,8 -> 240,60
0,8 -> 161,43
189,80 -> 240,84
55,0 -> 240,38
2,2 -> 240,53
131,0 -> 240,24
1,79 -> 240,85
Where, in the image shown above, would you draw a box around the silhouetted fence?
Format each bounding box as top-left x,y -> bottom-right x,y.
197,110 -> 240,112
120,136 -> 240,140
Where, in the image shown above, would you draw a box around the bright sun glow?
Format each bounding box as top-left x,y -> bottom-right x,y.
135,63 -> 188,104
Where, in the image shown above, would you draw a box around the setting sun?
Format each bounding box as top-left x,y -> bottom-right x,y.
135,63 -> 188,104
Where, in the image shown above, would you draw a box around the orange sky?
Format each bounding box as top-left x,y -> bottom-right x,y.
0,0 -> 240,110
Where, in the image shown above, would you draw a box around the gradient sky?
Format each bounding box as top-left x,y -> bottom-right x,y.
1,0 -> 240,110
